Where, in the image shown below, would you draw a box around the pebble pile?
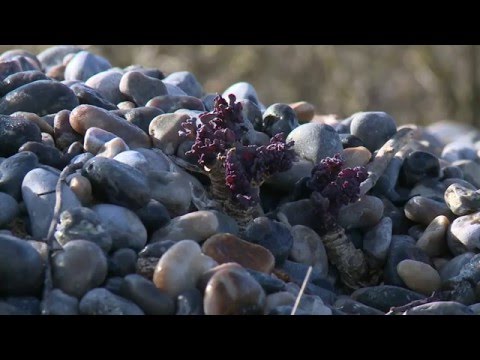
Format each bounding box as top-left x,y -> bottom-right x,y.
1,46 -> 480,315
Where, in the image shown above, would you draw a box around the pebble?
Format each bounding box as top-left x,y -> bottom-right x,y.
266,159 -> 314,192
222,82 -> 262,107
37,45 -> 83,71
79,288 -> 144,315
239,99 -> 262,129
469,303 -> 480,314
397,259 -> 441,295
176,288 -> 204,315
439,252 -> 476,283
107,248 -> 137,277
163,82 -> 188,96
276,199 -> 317,228
338,195 -> 384,230
116,107 -> 164,134
264,292 -> 296,313
351,285 -> 425,312
149,113 -> 191,155
298,294 -> 332,315
453,160 -> 480,188
0,70 -> 48,96
203,265 -> 266,315
70,104 -> 151,149
261,103 -> 299,137
350,111 -> 397,152
441,142 -> 477,163
96,137 -> 129,158
104,277 -> 125,296
0,49 -> 41,69
19,141 -> 65,169
134,199 -> 171,234
119,70 -> 167,106
362,216 -> 392,265
0,152 -> 38,200
10,111 -> 54,135
42,289 -> 79,315
447,212 -> 480,255
444,183 -> 480,216
286,123 -> 343,164
289,225 -> 329,277
279,260 -> 325,285
67,173 -> 93,205
120,274 -> 175,315
147,170 -> 192,216
52,240 -> 107,298
244,217 -> 293,265
404,196 -> 453,225
0,297 -> 40,315
289,101 -> 315,123
22,167 -> 81,239
0,234 -> 44,296
0,115 -> 42,157
0,80 -> 79,116
151,210 -> 237,243
83,127 -> 116,154
409,178 -> 447,199
82,156 -> 150,210
138,240 -> 176,258
202,233 -> 275,273
0,192 -> 19,228
245,269 -> 286,294
153,240 -> 217,297
70,82 -> 117,110
64,51 -> 111,82
404,301 -> 475,315
146,95 -> 205,113
163,71 -> 203,98
341,146 -> 371,169
123,65 -> 164,79
91,203 -> 148,251
384,235 -> 431,287
85,69 -> 126,105
0,59 -> 22,81
416,215 -> 449,257
442,166 -> 465,180
53,110 -> 80,151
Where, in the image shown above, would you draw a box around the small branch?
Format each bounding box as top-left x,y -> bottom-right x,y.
385,291 -> 447,315
291,266 -> 313,315
359,127 -> 415,197
41,162 -> 84,315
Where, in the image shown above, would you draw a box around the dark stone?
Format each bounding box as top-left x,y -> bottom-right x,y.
42,289 -> 79,315
18,141 -> 65,169
134,199 -> 171,234
79,288 -> 144,315
115,106 -> 164,134
120,71 -> 168,106
351,285 -> 425,312
350,111 -> 397,152
400,151 -> 440,187
104,277 -> 125,296
108,249 -> 137,277
0,71 -> 49,96
0,60 -> 22,81
261,103 -> 299,137
1,296 -> 40,315
280,260 -> 325,285
340,133 -> 365,148
139,240 -> 176,259
0,151 -> 39,200
334,297 -> 384,315
405,301 -> 474,315
146,95 -> 205,113
37,45 -> 83,71
176,288 -> 204,315
244,217 -> 294,265
245,269 -> 286,294
163,71 -> 203,98
70,83 -> 117,110
0,115 -> 42,157
82,157 -> 150,210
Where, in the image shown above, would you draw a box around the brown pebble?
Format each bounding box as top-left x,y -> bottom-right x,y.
67,174 -> 93,205
289,101 -> 315,123
416,215 -> 449,257
341,146 -> 371,169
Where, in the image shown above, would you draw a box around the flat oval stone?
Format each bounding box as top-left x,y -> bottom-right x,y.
146,95 -> 205,113
447,212 -> 480,255
0,115 -> 42,157
0,151 -> 38,200
54,207 -> 112,253
82,157 -> 150,210
350,111 -> 397,152
397,259 -> 441,295
52,240 -> 107,298
401,150 -> 440,187
91,204 -> 148,251
416,215 -> 449,257
0,59 -> 22,81
120,71 -> 168,106
119,274 -> 174,315
0,192 -> 19,228
244,217 -> 294,265
37,45 -> 83,71
163,71 -> 203,98
85,69 -> 126,105
453,160 -> 480,188
286,123 -> 342,164
261,103 -> 299,137
151,210 -> 231,243
351,285 -> 425,312
0,49 -> 41,69
0,234 -> 44,296
53,110 -> 81,151
19,141 -> 65,169
404,196 -> 453,225
338,195 -> 384,230
70,105 -> 151,149
363,216 -> 392,265
153,240 -> 217,297
341,146 -> 371,169
10,111 -> 54,135
202,233 -> 275,273
0,80 -> 79,116
79,288 -> 144,315
444,183 -> 480,216
204,265 -> 266,315
289,225 -> 328,277
42,289 -> 79,315
0,70 -> 49,96
64,51 -> 111,82
334,297 -> 384,315
404,301 -> 474,315
22,167 -> 81,239
267,159 -> 314,192
70,83 -> 117,110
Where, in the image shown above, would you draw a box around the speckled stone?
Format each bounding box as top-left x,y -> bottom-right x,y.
0,115 -> 42,157
444,183 -> 480,216
0,192 -> 19,228
447,212 -> 480,255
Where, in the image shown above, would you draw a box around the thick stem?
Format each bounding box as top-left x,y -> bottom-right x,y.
321,225 -> 380,290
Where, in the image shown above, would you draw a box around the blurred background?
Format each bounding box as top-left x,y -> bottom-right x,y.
1,45 -> 478,127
